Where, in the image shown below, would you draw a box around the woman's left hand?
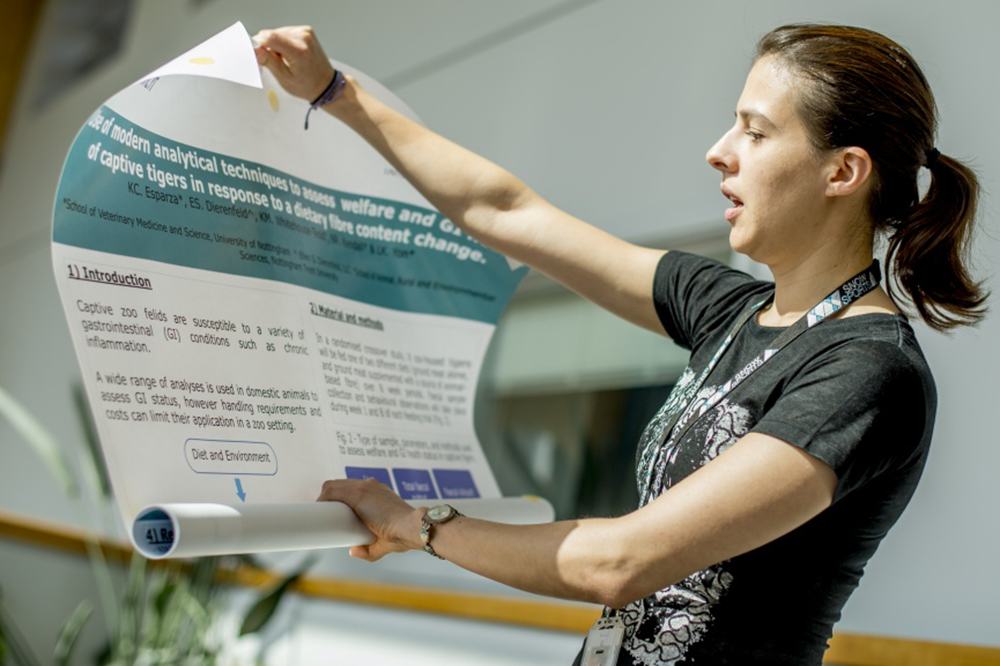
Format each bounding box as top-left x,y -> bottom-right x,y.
253,26 -> 336,103
317,478 -> 425,561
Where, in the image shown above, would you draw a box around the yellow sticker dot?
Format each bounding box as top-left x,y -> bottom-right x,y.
189,57 -> 214,65
268,90 -> 280,111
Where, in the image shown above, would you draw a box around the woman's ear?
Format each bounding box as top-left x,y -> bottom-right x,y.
825,147 -> 873,198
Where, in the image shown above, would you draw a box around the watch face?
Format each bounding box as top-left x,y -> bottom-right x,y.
427,505 -> 454,522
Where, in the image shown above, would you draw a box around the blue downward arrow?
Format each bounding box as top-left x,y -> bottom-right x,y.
235,478 -> 246,502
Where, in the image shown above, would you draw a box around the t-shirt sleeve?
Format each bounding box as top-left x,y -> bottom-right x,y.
653,252 -> 771,351
751,339 -> 933,500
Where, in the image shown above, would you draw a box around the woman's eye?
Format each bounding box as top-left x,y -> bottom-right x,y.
746,130 -> 765,143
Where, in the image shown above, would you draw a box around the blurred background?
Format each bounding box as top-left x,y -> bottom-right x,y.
1,1 -> 998,664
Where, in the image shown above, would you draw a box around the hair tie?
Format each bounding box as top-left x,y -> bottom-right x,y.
304,69 -> 346,130
923,147 -> 941,168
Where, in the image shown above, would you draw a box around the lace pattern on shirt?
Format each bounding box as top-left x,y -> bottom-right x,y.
624,373 -> 753,664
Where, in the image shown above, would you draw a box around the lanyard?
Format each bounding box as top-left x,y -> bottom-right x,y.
637,260 -> 882,499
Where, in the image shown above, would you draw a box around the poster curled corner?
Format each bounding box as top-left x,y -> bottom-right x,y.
137,21 -> 262,90
505,256 -> 525,271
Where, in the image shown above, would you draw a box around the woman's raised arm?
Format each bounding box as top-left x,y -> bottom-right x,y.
254,26 -> 668,334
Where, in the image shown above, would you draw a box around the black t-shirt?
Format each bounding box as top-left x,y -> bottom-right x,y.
609,252 -> 936,665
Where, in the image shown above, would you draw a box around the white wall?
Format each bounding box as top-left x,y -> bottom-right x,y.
1,0 -> 998,660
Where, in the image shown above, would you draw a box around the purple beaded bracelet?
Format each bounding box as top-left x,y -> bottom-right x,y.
304,69 -> 346,130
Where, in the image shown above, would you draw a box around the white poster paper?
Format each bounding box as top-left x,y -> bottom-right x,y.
51,22 -> 550,558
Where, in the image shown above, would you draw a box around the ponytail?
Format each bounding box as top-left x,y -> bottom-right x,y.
886,153 -> 988,331
756,24 -> 990,331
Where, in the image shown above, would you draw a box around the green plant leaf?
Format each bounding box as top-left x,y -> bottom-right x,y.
153,577 -> 177,618
93,641 -> 111,666
0,385 -> 78,497
189,557 -> 220,605
0,595 -> 42,666
70,383 -> 111,499
0,585 -> 7,666
53,600 -> 93,666
0,613 -> 7,666
238,557 -> 316,637
110,555 -> 147,664
233,553 -> 265,570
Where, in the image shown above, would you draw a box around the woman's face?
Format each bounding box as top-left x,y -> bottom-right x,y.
706,56 -> 835,267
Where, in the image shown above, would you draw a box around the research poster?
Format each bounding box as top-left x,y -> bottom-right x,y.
51,23 -> 540,557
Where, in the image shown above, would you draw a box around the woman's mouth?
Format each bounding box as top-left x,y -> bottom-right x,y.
721,186 -> 743,222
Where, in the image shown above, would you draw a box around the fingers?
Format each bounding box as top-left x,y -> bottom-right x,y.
317,477 -> 385,502
253,27 -> 295,56
325,482 -> 383,561
253,44 -> 268,65
319,478 -> 421,561
252,26 -> 335,101
254,26 -> 319,58
256,48 -> 290,83
350,543 -> 390,562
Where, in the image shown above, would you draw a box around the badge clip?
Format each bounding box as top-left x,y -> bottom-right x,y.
581,615 -> 624,666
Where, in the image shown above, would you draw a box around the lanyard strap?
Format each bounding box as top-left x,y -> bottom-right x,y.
638,260 -> 882,498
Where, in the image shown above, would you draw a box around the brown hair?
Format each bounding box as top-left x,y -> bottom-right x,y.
757,24 -> 988,331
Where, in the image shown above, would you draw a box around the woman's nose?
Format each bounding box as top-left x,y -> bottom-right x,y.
706,131 -> 734,173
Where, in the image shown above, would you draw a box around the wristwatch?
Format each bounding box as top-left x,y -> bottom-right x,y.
420,504 -> 462,559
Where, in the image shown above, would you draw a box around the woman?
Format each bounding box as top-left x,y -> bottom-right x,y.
254,23 -> 986,665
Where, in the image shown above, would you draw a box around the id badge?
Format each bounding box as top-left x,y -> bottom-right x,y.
581,616 -> 624,666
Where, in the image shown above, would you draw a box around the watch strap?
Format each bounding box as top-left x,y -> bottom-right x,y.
420,505 -> 461,560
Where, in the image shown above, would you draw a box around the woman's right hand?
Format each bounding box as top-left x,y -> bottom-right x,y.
317,478 -> 425,562
253,26 -> 336,103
